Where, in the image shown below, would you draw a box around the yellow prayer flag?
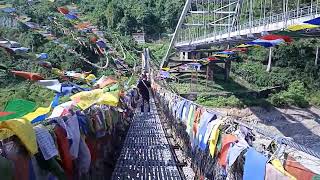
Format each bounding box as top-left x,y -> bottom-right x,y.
213,54 -> 229,58
186,105 -> 195,133
71,89 -> 103,110
22,106 -> 51,122
85,74 -> 96,83
162,67 -> 170,71
0,119 -> 38,155
236,44 -> 252,48
71,89 -> 120,110
271,159 -> 297,180
52,68 -> 64,76
97,90 -> 119,107
200,60 -> 209,65
209,120 -> 223,157
0,4 -> 13,8
287,24 -> 319,31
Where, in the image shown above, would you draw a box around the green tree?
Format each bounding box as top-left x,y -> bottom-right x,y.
117,14 -> 138,35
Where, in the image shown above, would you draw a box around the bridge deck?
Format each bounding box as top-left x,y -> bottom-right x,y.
112,98 -> 182,180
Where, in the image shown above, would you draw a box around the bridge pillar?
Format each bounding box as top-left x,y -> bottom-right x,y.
180,52 -> 184,60
196,52 -> 201,59
224,61 -> 231,81
266,47 -> 273,72
185,52 -> 189,60
206,65 -> 209,87
315,46 -> 319,65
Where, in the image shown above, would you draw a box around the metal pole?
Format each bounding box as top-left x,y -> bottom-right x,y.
297,0 -> 300,17
236,0 -> 242,35
260,0 -> 263,27
263,0 -> 267,28
286,0 -> 289,24
196,0 -> 199,40
220,0 -> 223,35
196,65 -> 199,92
249,0 -> 253,33
267,47 -> 272,72
270,0 -> 273,22
203,0 -> 206,37
191,53 -> 195,92
283,0 -> 286,27
316,0 -> 318,14
311,0 -> 313,15
192,15 -> 195,40
206,65 -> 209,88
315,46 -> 319,65
162,0 -> 192,68
213,0 -> 217,40
228,0 -> 231,38
206,0 -> 209,38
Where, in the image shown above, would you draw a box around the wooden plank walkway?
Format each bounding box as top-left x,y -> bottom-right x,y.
112,98 -> 182,180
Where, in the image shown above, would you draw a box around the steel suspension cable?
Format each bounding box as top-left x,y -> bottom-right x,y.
263,0 -> 267,29
297,0 -> 300,17
213,0 -> 216,40
249,0 -> 253,33
283,0 -> 286,26
316,0 -> 318,14
270,0 -> 273,21
202,0 -> 209,38
52,20 -> 110,69
220,0 -> 223,35
228,0 -> 231,38
233,120 -> 320,159
311,0 -> 314,14
260,0 -> 263,26
207,0 -> 210,37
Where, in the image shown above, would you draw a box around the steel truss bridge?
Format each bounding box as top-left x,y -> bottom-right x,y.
162,0 -> 320,68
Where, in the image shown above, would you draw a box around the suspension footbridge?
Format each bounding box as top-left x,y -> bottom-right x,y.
112,1 -> 320,178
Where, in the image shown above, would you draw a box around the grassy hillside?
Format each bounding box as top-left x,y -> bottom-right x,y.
1,0 -> 320,109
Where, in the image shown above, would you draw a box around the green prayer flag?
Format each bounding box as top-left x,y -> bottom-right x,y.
313,175 -> 320,180
109,83 -> 119,91
103,83 -> 119,92
216,132 -> 223,153
0,99 -> 37,121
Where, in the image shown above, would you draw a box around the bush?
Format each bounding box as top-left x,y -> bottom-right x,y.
0,81 -> 55,110
270,81 -> 309,108
196,95 -> 244,108
308,91 -> 320,107
232,62 -> 293,88
247,46 -> 268,63
235,39 -> 320,90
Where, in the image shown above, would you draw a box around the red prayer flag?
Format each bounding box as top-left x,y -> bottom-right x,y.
57,7 -> 69,15
208,57 -> 219,61
260,34 -> 293,43
0,112 -> 14,117
11,70 -> 44,81
285,156 -> 316,180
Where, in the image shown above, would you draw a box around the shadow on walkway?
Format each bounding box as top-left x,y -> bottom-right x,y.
112,99 -> 182,180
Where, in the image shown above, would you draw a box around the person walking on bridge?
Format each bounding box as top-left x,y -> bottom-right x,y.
137,75 -> 151,113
